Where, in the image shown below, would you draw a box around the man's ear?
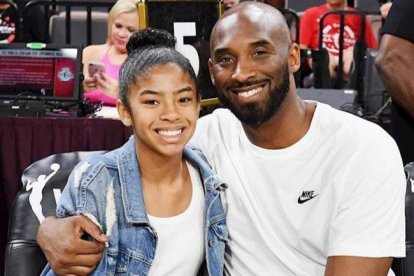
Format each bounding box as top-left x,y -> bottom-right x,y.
288,43 -> 301,73
208,58 -> 215,85
117,100 -> 132,127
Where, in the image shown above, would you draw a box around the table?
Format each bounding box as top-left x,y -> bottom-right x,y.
0,116 -> 132,273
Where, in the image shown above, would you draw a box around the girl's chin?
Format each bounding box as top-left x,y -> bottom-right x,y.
114,44 -> 127,54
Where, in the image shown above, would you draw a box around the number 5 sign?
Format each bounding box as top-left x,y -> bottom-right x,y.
138,0 -> 222,99
174,22 -> 199,76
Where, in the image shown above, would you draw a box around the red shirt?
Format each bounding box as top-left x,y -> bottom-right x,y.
300,4 -> 378,55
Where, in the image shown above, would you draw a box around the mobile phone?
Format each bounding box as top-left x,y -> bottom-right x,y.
88,62 -> 105,77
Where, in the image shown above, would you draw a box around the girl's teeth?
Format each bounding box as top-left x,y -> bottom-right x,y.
158,129 -> 182,137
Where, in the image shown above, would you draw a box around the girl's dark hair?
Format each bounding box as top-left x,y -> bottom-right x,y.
119,28 -> 199,109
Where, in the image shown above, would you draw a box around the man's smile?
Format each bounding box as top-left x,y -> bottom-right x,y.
229,81 -> 268,99
235,86 -> 263,98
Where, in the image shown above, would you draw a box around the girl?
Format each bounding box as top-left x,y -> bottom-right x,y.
42,28 -> 227,275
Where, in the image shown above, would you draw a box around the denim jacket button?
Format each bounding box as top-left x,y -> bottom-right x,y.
208,239 -> 214,247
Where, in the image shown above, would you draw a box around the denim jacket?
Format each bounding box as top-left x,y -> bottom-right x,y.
42,137 -> 228,276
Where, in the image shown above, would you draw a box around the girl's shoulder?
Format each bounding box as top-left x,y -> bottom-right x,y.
82,43 -> 109,63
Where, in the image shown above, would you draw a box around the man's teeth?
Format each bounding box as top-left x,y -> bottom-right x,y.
238,87 -> 262,98
157,129 -> 182,137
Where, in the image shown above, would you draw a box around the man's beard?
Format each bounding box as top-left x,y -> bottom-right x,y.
218,68 -> 290,126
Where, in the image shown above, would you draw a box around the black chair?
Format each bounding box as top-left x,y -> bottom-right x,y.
278,7 -> 300,44
317,10 -> 381,91
22,0 -> 115,44
299,48 -> 332,89
4,150 -> 105,276
49,10 -> 109,45
402,162 -> 414,275
392,162 -> 414,276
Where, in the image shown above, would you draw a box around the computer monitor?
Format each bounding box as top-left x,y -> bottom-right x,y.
0,43 -> 82,103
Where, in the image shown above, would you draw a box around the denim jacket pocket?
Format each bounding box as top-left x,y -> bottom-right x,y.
206,215 -> 227,276
211,215 -> 228,242
106,247 -> 151,276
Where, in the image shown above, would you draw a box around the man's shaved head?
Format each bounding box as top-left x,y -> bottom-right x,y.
211,2 -> 291,52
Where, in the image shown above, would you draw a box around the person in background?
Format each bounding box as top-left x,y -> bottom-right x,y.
0,2 -> 17,43
259,0 -> 284,8
300,0 -> 377,82
222,0 -> 240,9
37,2 -> 405,275
82,0 -> 139,107
376,0 -> 414,165
41,28 -> 227,276
222,0 -> 254,10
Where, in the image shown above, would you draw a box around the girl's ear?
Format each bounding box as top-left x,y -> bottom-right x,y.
117,100 -> 132,127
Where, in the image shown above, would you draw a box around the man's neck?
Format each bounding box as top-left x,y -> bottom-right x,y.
242,90 -> 316,150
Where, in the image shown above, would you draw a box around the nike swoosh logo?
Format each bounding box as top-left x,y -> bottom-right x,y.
297,194 -> 318,204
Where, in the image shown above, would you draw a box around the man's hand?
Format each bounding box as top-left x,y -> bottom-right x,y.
37,216 -> 108,276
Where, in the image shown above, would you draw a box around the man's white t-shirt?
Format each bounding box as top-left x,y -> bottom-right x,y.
190,102 -> 406,275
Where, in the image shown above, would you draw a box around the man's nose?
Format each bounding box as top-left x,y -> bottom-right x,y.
231,59 -> 256,83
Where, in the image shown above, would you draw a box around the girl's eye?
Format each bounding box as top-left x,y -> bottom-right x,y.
144,100 -> 158,105
179,97 -> 192,103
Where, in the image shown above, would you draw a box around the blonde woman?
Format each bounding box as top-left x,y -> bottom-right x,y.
82,0 -> 139,106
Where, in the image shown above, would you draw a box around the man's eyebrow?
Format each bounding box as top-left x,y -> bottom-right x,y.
213,39 -> 272,57
213,47 -> 229,58
250,39 -> 272,48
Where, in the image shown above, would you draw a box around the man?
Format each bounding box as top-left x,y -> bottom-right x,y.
37,2 -> 405,275
300,0 -> 377,82
375,0 -> 414,165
